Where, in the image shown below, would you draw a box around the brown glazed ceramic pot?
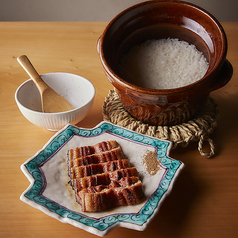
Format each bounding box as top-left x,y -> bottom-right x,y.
98,0 -> 233,126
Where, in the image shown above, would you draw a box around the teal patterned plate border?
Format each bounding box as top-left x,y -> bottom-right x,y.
20,121 -> 184,236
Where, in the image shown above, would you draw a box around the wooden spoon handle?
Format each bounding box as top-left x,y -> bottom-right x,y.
17,55 -> 49,93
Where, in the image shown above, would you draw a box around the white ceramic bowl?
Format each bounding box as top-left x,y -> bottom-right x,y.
15,72 -> 95,131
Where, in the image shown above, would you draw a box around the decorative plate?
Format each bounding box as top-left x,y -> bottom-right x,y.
20,121 -> 184,236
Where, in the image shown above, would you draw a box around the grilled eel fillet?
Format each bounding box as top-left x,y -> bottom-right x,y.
77,178 -> 143,212
68,140 -> 119,161
67,141 -> 144,212
70,159 -> 131,180
67,146 -> 125,175
72,167 -> 139,191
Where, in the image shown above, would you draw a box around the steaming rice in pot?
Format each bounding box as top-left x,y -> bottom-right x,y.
119,38 -> 209,89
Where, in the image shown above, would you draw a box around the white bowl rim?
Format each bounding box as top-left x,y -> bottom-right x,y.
15,72 -> 95,115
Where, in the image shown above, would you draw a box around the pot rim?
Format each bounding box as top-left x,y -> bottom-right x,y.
99,0 -> 228,96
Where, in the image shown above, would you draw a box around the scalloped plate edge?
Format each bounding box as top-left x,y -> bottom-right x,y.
20,121 -> 184,236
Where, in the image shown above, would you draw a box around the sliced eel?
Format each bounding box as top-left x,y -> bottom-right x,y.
77,180 -> 144,212
68,140 -> 119,160
68,146 -> 125,173
70,159 -> 130,179
72,167 -> 139,191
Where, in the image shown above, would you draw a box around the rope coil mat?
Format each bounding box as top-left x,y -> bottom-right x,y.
102,90 -> 219,158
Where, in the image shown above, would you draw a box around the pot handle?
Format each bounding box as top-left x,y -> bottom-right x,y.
209,59 -> 233,92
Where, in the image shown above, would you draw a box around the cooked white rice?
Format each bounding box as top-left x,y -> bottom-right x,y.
119,38 -> 209,89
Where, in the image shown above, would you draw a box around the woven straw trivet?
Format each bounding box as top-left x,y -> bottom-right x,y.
102,90 -> 219,158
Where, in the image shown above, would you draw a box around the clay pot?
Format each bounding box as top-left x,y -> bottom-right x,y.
98,0 -> 233,126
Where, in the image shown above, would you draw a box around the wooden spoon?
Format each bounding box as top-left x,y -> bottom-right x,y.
17,55 -> 74,113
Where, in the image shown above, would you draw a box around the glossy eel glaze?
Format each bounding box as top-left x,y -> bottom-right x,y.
67,141 -> 145,212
